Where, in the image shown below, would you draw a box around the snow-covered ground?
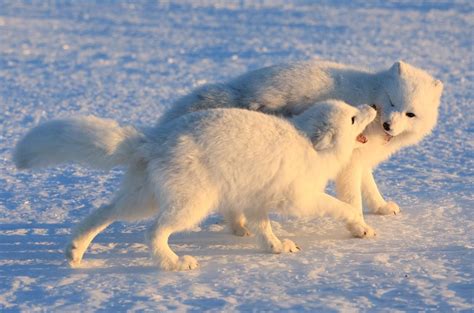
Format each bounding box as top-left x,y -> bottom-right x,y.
0,1 -> 472,311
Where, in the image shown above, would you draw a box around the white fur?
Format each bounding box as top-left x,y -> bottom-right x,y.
14,101 -> 376,271
161,60 -> 443,217
13,115 -> 143,170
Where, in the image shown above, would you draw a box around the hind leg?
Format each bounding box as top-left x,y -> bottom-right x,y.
246,213 -> 299,254
65,203 -> 116,267
224,211 -> 251,237
66,167 -> 155,267
147,222 -> 200,271
147,193 -> 216,271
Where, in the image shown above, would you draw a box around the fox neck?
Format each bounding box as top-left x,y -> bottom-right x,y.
318,143 -> 352,180
289,117 -> 348,180
289,107 -> 320,137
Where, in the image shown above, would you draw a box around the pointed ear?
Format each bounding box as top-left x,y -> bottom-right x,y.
390,61 -> 406,76
312,129 -> 335,151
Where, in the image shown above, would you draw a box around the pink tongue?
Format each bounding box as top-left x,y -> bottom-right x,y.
356,134 -> 368,143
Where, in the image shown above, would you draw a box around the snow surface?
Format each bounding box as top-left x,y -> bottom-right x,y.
0,0 -> 473,311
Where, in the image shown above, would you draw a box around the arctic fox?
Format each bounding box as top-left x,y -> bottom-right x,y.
14,101 -> 376,270
160,60 -> 443,223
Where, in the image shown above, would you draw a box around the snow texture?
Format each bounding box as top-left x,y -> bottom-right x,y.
0,0 -> 472,311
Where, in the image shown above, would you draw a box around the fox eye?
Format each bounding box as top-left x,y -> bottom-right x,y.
406,112 -> 416,118
370,104 -> 377,110
351,116 -> 356,124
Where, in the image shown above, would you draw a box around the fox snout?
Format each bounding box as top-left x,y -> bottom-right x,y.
381,112 -> 407,136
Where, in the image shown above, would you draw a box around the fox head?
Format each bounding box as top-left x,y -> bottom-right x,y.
374,61 -> 444,142
294,100 -> 376,159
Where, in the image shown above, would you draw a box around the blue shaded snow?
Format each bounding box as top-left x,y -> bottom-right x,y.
0,1 -> 472,311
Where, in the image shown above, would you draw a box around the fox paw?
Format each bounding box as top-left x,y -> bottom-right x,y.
232,224 -> 252,237
271,239 -> 300,254
161,255 -> 199,271
65,242 -> 83,268
347,223 -> 376,238
374,201 -> 400,215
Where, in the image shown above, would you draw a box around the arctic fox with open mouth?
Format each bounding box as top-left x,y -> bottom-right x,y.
14,101 -> 375,271
160,60 -> 443,227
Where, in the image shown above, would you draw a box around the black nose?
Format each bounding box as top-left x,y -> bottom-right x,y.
383,122 -> 391,131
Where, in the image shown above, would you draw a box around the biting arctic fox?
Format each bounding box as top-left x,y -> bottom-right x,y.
160,60 -> 443,221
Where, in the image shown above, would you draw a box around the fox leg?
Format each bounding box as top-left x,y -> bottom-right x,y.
224,211 -> 251,237
361,168 -> 400,215
66,166 -> 156,267
147,191 -> 217,271
312,193 -> 376,238
148,208 -> 208,271
65,203 -> 116,267
245,213 -> 299,253
335,158 -> 364,220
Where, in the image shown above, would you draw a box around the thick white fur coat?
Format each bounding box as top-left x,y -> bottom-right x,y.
14,116 -> 143,170
14,101 -> 376,270
161,60 -> 443,216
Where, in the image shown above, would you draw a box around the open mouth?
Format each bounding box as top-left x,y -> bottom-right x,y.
356,133 -> 368,144
384,132 -> 393,142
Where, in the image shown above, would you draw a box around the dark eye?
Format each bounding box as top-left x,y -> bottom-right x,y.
370,104 -> 377,110
406,112 -> 416,118
351,116 -> 356,124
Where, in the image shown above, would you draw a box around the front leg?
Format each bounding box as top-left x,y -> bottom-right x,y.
361,168 -> 400,215
335,157 -> 364,221
311,193 -> 376,238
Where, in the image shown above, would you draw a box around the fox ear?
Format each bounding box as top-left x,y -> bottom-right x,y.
312,129 -> 335,151
391,61 -> 406,76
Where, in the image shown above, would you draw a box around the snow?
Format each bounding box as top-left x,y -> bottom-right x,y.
0,0 -> 472,311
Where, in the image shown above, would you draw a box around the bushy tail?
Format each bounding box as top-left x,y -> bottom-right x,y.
13,115 -> 144,170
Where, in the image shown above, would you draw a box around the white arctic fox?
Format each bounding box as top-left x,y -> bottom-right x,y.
14,101 -> 376,270
160,60 -> 443,224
